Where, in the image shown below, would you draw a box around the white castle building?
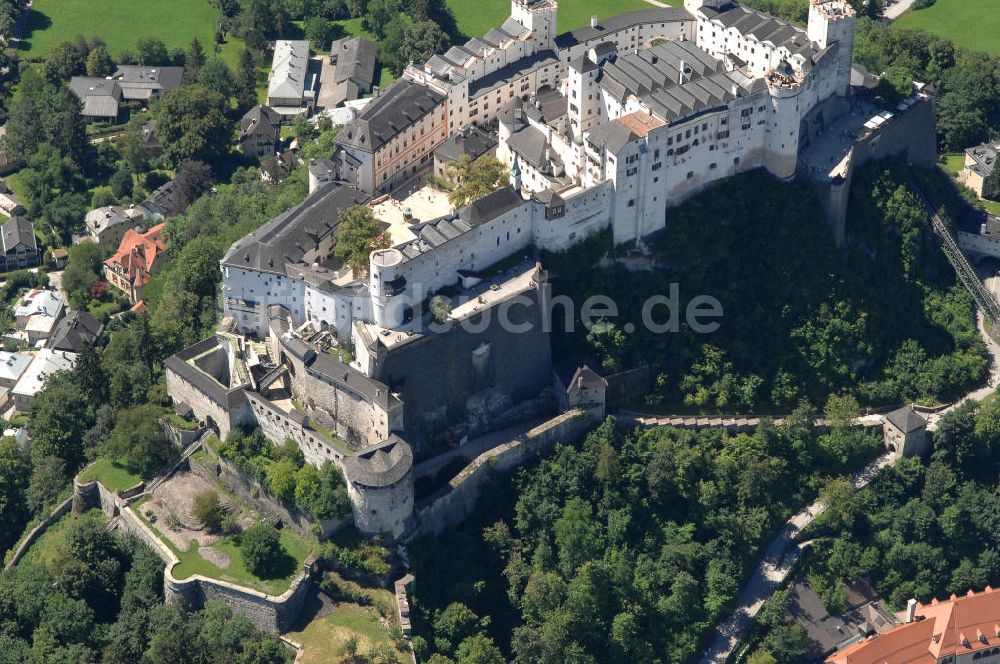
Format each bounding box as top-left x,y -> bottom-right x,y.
231,0 -> 860,349
198,0 -> 936,537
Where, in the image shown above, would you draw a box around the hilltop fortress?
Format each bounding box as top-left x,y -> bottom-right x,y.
168,0 -> 936,539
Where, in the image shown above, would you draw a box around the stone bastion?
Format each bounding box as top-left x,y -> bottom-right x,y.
73,478 -> 315,634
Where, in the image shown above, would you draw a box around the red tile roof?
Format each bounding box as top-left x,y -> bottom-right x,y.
828,587 -> 1000,664
105,223 -> 166,289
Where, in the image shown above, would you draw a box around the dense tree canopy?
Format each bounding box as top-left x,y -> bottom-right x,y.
410,412 -> 881,663
153,84 -> 231,167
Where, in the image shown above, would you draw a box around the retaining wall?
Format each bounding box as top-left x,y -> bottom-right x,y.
73,478 -> 316,634
4,496 -> 73,569
410,409 -> 590,538
189,447 -> 349,540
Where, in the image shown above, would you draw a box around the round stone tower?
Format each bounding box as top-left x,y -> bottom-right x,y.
369,247 -> 405,328
341,435 -> 414,539
764,61 -> 805,180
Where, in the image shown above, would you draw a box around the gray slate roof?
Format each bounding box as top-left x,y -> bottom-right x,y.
700,3 -> 817,60
241,105 -> 282,138
330,37 -> 378,89
46,311 -> 103,353
164,337 -> 250,410
268,40 -> 311,100
342,434 -> 412,488
468,50 -> 559,99
222,183 -> 369,274
966,142 -> 999,179
459,186 -> 524,226
885,405 -> 927,434
434,125 -> 497,164
68,77 -> 122,118
555,7 -> 694,48
336,79 -> 445,153
111,65 -> 183,101
0,216 -> 35,253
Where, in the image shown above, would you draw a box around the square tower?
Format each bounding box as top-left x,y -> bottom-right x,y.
510,0 -> 558,51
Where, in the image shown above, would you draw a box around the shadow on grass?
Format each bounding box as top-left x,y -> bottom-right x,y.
13,10 -> 52,53
256,547 -> 298,581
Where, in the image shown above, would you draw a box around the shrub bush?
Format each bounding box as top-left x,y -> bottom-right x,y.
241,522 -> 286,578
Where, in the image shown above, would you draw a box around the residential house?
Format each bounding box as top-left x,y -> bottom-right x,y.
103,223 -> 167,303
0,351 -> 32,388
12,289 -> 65,346
827,586 -> 1000,663
110,65 -> 183,103
141,121 -> 163,157
68,77 -> 123,121
140,179 -> 190,221
961,140 -> 1000,200
325,37 -> 379,108
0,216 -> 38,271
788,578 -> 896,659
261,150 -> 301,183
11,348 -> 77,413
0,181 -> 24,217
85,205 -> 146,245
240,105 -> 282,159
433,124 -> 498,181
267,40 -> 318,117
46,311 -> 103,353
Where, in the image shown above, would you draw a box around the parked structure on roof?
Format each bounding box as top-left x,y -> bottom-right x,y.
103,223 -> 167,303
267,40 -> 318,116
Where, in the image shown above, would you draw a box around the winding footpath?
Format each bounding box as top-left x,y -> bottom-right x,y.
696,311 -> 1000,664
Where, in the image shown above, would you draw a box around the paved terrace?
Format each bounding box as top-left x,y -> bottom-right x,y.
371,185 -> 454,246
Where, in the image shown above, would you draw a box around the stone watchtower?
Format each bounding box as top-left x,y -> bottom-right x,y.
807,0 -> 856,96
882,405 -> 929,458
510,0 -> 558,52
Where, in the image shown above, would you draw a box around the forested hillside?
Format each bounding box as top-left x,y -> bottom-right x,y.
408,409 -> 881,664
0,511 -> 288,663
745,395 -> 1000,662
547,163 -> 987,413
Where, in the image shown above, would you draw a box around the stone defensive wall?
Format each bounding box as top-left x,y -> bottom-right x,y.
4,495 -> 73,569
73,477 -> 315,634
188,442 -> 350,541
409,408 -> 591,538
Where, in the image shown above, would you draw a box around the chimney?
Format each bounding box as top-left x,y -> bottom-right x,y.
906,598 -> 917,623
590,15 -> 597,28
679,59 -> 687,84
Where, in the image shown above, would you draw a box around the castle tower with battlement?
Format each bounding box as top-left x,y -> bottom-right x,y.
807,0 -> 856,95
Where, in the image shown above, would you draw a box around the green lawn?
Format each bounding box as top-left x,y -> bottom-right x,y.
895,0 -> 1000,55
19,509 -> 103,570
17,0 -> 222,61
77,458 -> 142,492
939,153 -> 1000,216
135,503 -> 314,595
285,573 -> 406,663
446,0 -> 663,41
